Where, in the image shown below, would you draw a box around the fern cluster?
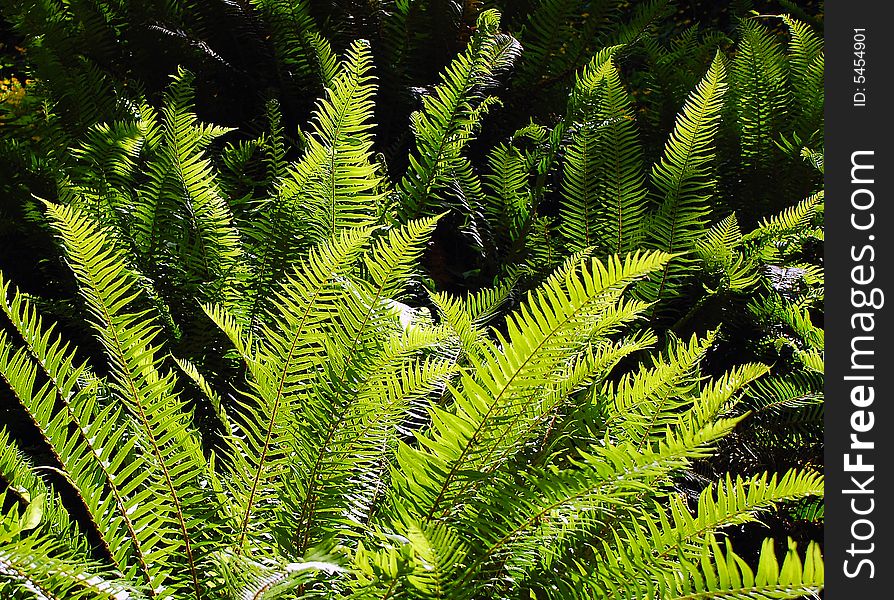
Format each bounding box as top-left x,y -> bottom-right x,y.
0,2 -> 824,598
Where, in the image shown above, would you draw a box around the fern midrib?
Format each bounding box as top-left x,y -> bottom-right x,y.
607,117 -> 628,254
140,164 -> 175,259
581,132 -> 593,247
76,249 -> 203,600
380,578 -> 399,600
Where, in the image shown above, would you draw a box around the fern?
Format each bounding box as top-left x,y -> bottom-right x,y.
559,59 -> 647,254
639,51 -> 729,311
782,15 -> 824,139
398,9 -> 521,221
0,5 -> 825,598
250,0 -> 338,91
731,19 -> 789,173
44,202 -> 219,598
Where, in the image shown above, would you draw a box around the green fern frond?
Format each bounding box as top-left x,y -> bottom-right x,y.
250,0 -> 338,90
429,278 -> 515,360
283,217 -> 442,553
731,19 -> 789,171
697,214 -> 742,266
483,140 -> 533,251
129,70 -> 244,311
0,274 -> 167,591
636,470 -> 824,567
223,226 -> 374,550
245,41 -> 382,327
560,59 -> 647,254
604,332 -> 714,447
462,418 -> 744,593
781,15 -> 823,137
514,0 -> 586,89
742,191 -> 822,246
399,9 -> 521,220
394,251 -> 671,520
660,536 -> 823,599
583,535 -> 823,599
304,40 -> 383,239
696,214 -> 760,292
640,51 -> 728,310
44,202 -> 216,599
401,519 -> 470,599
0,428 -> 86,558
0,534 -> 142,600
566,45 -> 622,120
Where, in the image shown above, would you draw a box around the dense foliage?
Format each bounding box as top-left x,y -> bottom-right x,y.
0,1 -> 824,598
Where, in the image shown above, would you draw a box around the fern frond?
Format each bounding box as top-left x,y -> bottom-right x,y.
304,40 -> 383,239
394,251 -> 671,520
429,278 -> 515,360
244,42 -> 381,327
566,45 -> 622,121
162,69 -> 244,305
0,535 -> 142,600
45,202 -> 214,599
661,537 -> 823,599
398,9 -> 520,220
697,214 -> 741,266
640,51 -> 728,309
399,516 -> 470,599
462,418 -> 743,592
224,226 -> 374,550
514,0 -> 582,88
562,466 -> 822,595
782,15 -> 823,137
0,428 -> 86,558
584,535 -> 823,599
560,60 -> 647,254
249,0 -> 338,90
605,469 -> 824,574
742,191 -> 822,246
0,275 -> 168,593
283,217 -> 442,553
731,19 -> 789,172
482,140 -> 532,250
174,356 -> 234,437
129,73 -> 244,312
604,332 -> 714,447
